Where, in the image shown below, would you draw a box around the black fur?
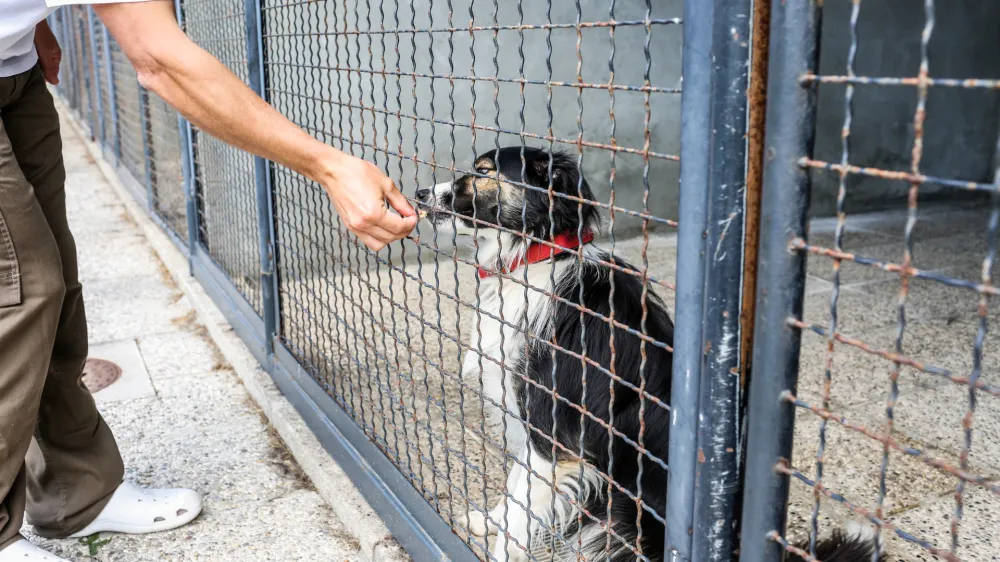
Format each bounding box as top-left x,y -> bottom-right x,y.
788,530 -> 887,562
514,254 -> 673,561
500,147 -> 672,560
488,146 -> 600,239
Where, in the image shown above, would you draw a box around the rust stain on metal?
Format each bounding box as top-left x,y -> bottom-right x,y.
739,0 -> 770,397
284,91 -> 679,161
799,157 -> 996,192
790,238 -> 1000,298
698,449 -> 706,463
799,72 -> 1000,90
788,318 -> 1000,396
82,358 -> 122,393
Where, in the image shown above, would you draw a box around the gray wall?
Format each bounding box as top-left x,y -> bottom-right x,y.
264,0 -> 683,248
810,1 -> 1000,216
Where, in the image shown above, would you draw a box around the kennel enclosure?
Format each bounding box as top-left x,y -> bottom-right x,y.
48,0 -> 1000,560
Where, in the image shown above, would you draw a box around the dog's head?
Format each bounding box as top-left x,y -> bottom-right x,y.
416,146 -> 600,241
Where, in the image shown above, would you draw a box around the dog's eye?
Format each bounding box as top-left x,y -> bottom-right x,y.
476,167 -> 490,175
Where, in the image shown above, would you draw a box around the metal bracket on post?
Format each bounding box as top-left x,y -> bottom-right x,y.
101,25 -> 120,167
244,0 -> 279,358
739,1 -> 821,562
85,8 -> 105,149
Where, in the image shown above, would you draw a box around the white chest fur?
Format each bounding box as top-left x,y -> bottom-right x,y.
461,259 -> 569,452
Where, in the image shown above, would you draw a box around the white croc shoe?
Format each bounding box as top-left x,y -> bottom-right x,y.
0,539 -> 69,562
68,481 -> 202,538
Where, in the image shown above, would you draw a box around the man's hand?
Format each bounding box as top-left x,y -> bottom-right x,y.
94,1 -> 417,251
319,152 -> 418,251
34,20 -> 61,85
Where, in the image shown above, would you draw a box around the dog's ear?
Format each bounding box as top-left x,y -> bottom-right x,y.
531,157 -> 563,185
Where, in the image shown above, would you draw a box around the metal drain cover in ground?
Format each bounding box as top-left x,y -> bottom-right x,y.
82,358 -> 122,393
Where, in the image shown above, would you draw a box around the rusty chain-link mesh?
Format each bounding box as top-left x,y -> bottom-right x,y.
183,0 -> 263,312
261,0 -> 680,559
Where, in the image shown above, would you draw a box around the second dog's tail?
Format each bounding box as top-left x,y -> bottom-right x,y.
787,523 -> 886,562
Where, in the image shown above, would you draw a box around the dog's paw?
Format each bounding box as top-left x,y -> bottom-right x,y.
492,540 -> 531,562
463,510 -> 494,537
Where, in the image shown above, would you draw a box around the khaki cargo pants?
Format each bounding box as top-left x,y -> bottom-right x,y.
0,65 -> 124,550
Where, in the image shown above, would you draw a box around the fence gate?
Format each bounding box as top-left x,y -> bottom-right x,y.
743,2 -> 1000,562
49,0 -> 773,561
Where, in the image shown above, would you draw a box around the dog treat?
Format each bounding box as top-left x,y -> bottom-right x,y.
418,209 -> 428,219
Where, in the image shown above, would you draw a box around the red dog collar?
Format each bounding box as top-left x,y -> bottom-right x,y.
477,230 -> 595,279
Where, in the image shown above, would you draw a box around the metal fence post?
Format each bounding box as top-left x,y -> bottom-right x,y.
180,116 -> 198,267
739,1 -> 821,562
691,0 -> 758,560
666,0 -> 712,557
138,83 -> 154,210
101,24 -> 120,166
243,0 -> 279,356
669,1 -> 758,560
85,8 -> 105,148
77,14 -> 97,138
71,13 -> 81,112
61,11 -> 77,110
60,12 -> 72,105
173,0 -> 200,269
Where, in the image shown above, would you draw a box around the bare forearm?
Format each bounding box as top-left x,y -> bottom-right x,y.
141,42 -> 335,182
96,1 -> 338,184
95,0 -> 415,251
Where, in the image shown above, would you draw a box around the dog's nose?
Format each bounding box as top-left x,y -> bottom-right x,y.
416,188 -> 431,202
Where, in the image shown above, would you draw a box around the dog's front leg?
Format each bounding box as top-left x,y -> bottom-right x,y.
466,437 -> 528,537
491,453 -> 532,562
493,447 -> 565,562
470,452 -> 526,537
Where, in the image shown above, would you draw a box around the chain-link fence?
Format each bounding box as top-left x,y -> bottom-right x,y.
48,1 -> 1000,561
261,1 -> 691,559
51,5 -> 191,247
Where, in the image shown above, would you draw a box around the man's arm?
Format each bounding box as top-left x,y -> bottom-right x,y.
93,0 -> 416,251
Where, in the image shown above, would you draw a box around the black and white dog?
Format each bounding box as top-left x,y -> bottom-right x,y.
416,147 -> 883,562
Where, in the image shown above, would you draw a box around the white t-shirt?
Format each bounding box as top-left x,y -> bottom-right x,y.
0,0 -> 148,78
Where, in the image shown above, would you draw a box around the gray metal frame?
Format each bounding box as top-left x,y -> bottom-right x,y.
85,8 -> 105,148
243,0 -> 279,358
100,24 -> 120,166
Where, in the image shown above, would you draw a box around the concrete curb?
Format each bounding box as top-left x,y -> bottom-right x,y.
59,101 -> 409,562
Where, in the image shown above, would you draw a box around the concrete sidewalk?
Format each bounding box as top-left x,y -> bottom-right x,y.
16,108 -> 366,562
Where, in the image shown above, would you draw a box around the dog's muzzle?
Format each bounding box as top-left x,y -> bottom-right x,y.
415,182 -> 454,222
